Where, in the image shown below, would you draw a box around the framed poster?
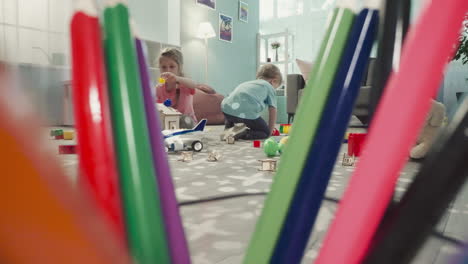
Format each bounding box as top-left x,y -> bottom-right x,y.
196,0 -> 216,10
219,13 -> 233,42
239,1 -> 248,22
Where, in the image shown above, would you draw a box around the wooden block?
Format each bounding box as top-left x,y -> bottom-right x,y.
226,136 -> 235,144
258,159 -> 277,172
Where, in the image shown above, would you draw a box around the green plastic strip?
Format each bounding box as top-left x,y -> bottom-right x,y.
103,3 -> 170,264
243,7 -> 355,264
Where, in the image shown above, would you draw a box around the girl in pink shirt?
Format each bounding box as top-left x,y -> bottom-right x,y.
156,48 -> 214,127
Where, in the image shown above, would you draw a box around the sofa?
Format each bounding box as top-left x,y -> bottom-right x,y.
193,85 -> 225,125
286,58 -> 376,125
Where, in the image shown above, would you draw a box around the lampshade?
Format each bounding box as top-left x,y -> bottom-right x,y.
196,22 -> 216,39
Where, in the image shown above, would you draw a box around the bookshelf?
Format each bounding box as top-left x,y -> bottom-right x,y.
257,30 -> 295,91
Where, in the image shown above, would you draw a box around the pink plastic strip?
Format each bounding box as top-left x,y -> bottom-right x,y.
315,1 -> 468,263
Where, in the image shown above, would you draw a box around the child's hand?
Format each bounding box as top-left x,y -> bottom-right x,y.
161,72 -> 178,85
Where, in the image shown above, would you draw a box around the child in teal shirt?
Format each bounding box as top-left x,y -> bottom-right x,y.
221,64 -> 283,140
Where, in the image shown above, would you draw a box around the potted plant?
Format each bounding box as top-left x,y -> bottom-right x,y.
271,41 -> 281,62
453,19 -> 468,65
449,16 -> 468,113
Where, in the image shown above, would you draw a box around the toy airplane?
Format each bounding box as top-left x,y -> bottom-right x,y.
163,119 -> 207,152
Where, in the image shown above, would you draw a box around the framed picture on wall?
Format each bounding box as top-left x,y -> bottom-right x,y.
196,0 -> 216,10
239,1 -> 248,22
219,13 -> 233,43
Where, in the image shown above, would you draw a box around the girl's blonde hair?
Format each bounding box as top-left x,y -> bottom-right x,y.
256,64 -> 283,84
158,47 -> 184,76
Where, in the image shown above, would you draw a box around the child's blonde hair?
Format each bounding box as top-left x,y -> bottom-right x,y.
158,47 -> 184,76
256,64 -> 283,84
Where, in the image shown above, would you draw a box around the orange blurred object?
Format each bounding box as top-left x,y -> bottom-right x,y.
0,70 -> 130,264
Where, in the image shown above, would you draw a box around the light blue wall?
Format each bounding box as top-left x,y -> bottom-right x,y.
411,0 -> 468,118
127,0 -> 168,43
95,0 -> 170,43
443,61 -> 468,118
180,0 -> 259,96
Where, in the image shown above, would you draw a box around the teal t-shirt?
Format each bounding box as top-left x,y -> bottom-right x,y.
222,79 -> 277,120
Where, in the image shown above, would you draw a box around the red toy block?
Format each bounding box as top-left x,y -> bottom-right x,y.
55,135 -> 64,140
347,133 -> 367,157
348,134 -> 355,156
59,145 -> 77,155
253,140 -> 261,148
272,128 -> 280,136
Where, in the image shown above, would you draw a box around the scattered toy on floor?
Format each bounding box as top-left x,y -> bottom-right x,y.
262,136 -> 290,156
278,136 -> 289,154
50,129 -> 75,140
163,119 -> 206,152
178,151 -> 193,162
63,131 -> 75,140
253,140 -> 261,148
279,124 -> 291,134
279,136 -> 289,145
50,129 -> 64,139
207,150 -> 222,162
226,135 -> 235,144
50,129 -> 63,137
220,123 -> 249,142
264,137 -> 279,157
59,145 -> 77,155
272,128 -> 280,136
347,133 -> 367,157
341,152 -> 356,167
258,159 -> 278,172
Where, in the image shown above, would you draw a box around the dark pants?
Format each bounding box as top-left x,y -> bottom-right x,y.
223,112 -> 270,140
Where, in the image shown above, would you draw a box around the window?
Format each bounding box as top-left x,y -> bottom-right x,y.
311,0 -> 336,12
260,0 -> 274,21
260,0 -> 304,20
296,1 -> 304,16
0,0 -> 72,65
277,0 -> 295,18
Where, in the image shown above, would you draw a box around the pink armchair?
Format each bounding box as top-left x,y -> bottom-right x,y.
193,84 -> 225,125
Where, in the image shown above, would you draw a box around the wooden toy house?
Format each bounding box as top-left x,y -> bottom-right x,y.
157,103 -> 182,130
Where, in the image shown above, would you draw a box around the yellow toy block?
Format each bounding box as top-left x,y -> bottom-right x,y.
63,131 -> 75,140
344,132 -> 350,140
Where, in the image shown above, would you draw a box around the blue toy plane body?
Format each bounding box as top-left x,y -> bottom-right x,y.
162,119 -> 207,139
